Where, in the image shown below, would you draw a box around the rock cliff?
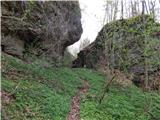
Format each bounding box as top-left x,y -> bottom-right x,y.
73,15 -> 160,89
1,1 -> 82,65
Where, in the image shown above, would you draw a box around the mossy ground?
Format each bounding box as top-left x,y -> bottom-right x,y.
1,53 -> 160,120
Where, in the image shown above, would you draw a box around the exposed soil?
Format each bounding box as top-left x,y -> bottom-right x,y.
1,91 -> 15,105
1,91 -> 15,120
67,80 -> 89,120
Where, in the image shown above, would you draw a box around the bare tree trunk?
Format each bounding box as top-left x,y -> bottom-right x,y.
144,1 -> 149,14
102,3 -> 108,25
137,0 -> 140,15
113,0 -> 118,20
131,0 -> 133,16
110,2 -> 114,21
144,43 -> 149,90
99,76 -> 115,104
142,0 -> 149,90
125,0 -> 130,17
150,0 -> 156,20
121,0 -> 124,19
142,0 -> 145,15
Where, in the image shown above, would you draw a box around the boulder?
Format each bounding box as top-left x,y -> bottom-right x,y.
73,15 -> 160,89
2,34 -> 24,58
1,1 -> 82,64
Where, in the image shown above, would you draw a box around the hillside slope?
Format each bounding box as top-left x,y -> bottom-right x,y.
2,53 -> 160,120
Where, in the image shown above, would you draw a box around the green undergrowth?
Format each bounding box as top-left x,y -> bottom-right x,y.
1,54 -> 105,120
80,81 -> 160,120
76,68 -> 160,120
1,53 -> 160,120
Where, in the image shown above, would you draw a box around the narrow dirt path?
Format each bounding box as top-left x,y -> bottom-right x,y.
67,80 -> 89,120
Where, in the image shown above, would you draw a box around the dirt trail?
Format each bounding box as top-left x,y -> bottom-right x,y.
67,80 -> 89,120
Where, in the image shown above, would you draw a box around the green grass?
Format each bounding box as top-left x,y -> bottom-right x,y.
80,82 -> 160,120
1,53 -> 160,120
74,69 -> 160,120
1,54 -> 105,120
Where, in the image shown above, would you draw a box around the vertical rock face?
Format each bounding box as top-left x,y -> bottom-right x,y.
1,1 -> 82,64
73,15 -> 160,89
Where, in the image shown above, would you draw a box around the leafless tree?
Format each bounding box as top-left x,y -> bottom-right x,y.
113,0 -> 118,20
121,0 -> 124,19
150,0 -> 156,19
142,0 -> 145,15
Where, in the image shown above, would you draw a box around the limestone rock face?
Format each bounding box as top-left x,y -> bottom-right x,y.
73,15 -> 160,89
1,1 -> 82,64
2,34 -> 24,57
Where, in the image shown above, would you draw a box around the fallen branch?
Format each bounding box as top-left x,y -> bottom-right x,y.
99,75 -> 115,104
1,15 -> 23,21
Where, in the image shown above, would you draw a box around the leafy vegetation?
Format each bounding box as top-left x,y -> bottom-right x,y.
81,85 -> 160,120
2,53 -> 160,120
2,53 -> 82,119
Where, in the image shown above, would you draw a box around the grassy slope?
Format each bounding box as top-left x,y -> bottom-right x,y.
1,53 -> 160,120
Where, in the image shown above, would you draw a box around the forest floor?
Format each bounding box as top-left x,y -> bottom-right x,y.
1,53 -> 160,120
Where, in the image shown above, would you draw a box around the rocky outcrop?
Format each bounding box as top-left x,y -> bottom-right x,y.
73,15 -> 160,89
1,34 -> 24,57
1,1 -> 82,65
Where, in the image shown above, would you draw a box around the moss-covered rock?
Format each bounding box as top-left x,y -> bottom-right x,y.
74,15 -> 160,89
